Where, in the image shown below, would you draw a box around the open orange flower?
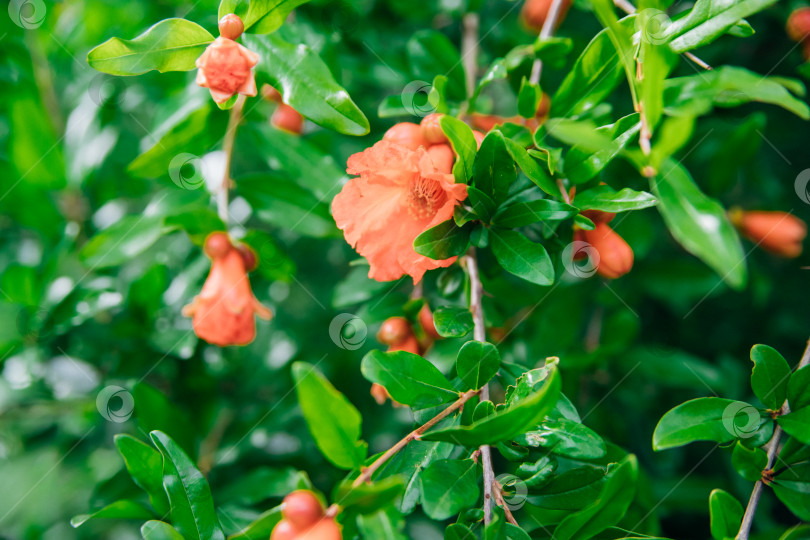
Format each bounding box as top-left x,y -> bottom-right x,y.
196,37 -> 259,104
332,140 -> 468,282
182,233 -> 271,346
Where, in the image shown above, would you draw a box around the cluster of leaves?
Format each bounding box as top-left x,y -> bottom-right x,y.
2,0 -> 810,539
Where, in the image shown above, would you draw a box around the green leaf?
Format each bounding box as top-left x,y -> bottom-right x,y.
731,441 -> 767,482
518,78 -> 542,118
80,215 -> 170,269
589,2 -> 638,110
553,455 -> 638,540
490,229 -> 554,286
227,508 -> 283,539
564,114 -> 642,184
778,408 -> 810,445
413,220 -> 471,260
709,489 -> 744,540
292,362 -> 367,469
664,66 -> 810,120
88,19 -> 214,76
493,199 -> 577,228
440,116 -> 478,184
502,138 -> 558,196
667,0 -> 779,53
361,350 -> 458,408
141,521 -> 186,540
420,459 -> 480,520
773,462 -> 810,521
114,434 -> 170,516
433,307 -> 474,338
149,431 -> 225,540
243,33 -> 369,135
574,186 -> 657,213
219,0 -> 312,34
333,476 -> 405,514
516,418 -> 607,460
473,131 -> 516,204
446,523 -> 477,540
788,365 -> 810,411
357,507 -> 408,540
456,341 -> 501,390
650,159 -> 747,289
407,30 -> 467,101
422,368 -> 562,446
750,344 -> 791,410
71,500 -> 153,528
653,397 -> 765,450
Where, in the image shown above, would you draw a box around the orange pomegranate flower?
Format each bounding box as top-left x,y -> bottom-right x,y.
332,140 -> 468,283
196,37 -> 259,104
182,233 -> 272,346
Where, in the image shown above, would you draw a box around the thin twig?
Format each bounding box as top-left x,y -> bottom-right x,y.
737,338 -> 810,539
529,0 -> 567,85
493,479 -> 520,526
461,13 -> 480,99
464,252 -> 496,525
351,389 -> 481,488
218,95 -> 246,223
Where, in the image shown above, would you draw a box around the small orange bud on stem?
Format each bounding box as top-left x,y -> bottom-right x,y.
731,209 -> 807,258
218,14 -> 244,40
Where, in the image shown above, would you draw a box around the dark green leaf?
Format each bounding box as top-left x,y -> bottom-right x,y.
666,0 -> 779,53
446,523 -> 476,540
441,116 -> 478,184
333,476 -> 405,514
420,459 -> 480,520
516,418 -> 607,460
407,30 -> 467,101
88,19 -> 214,76
493,199 -> 577,227
149,431 -> 225,540
490,229 -> 554,286
71,500 -> 153,528
502,138 -> 558,196
653,397 -> 765,450
114,434 -> 170,516
227,508 -> 282,540
788,365 -> 810,411
433,307 -> 474,338
518,78 -> 542,118
413,220 -> 471,260
564,114 -> 641,184
141,520 -> 186,540
709,489 -> 744,540
456,341 -> 501,390
750,344 -> 791,410
356,507 -> 408,540
731,441 -> 766,482
362,350 -> 458,408
573,185 -> 657,213
773,462 -> 810,521
778,408 -> 810,445
473,131 -> 515,204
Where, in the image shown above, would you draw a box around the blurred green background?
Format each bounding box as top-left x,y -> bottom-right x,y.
1,0 -> 809,538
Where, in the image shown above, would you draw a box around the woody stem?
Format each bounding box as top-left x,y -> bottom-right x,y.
464,251 -> 496,526
351,389 -> 481,488
218,95 -> 246,224
737,337 -> 810,540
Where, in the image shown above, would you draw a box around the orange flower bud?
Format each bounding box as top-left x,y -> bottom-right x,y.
196,37 -> 259,104
370,383 -> 391,405
426,143 -> 455,174
389,334 -> 421,355
272,104 -> 305,134
420,113 -> 447,144
262,84 -> 283,103
418,304 -> 442,340
281,491 -> 323,530
296,518 -> 342,540
382,122 -> 430,151
521,0 -> 572,32
732,210 -> 807,258
218,13 -> 244,40
377,317 -> 412,346
581,222 -> 634,279
204,232 -> 232,259
787,8 -> 810,43
270,520 -> 298,540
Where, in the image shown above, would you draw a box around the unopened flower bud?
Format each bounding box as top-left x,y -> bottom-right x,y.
581,222 -> 634,279
787,8 -> 810,43
218,14 -> 244,40
383,122 -> 430,151
426,144 -> 454,174
272,104 -> 304,134
521,0 -> 572,32
420,113 -> 447,144
204,232 -> 232,259
418,304 -> 442,340
377,317 -> 412,346
731,209 -> 807,258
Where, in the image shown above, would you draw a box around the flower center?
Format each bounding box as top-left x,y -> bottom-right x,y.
407,175 -> 447,220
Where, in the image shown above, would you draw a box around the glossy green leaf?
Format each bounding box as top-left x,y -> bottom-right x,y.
445,523 -> 476,540
788,365 -> 810,411
490,229 -> 554,286
88,19 -> 214,76
502,137 -> 558,196
564,114 -> 641,184
653,397 -> 764,450
650,159 -> 747,289
441,115 -> 478,184
227,508 -> 283,539
493,199 -> 577,227
413,220 -> 471,260
466,187 -> 497,223
149,431 -> 225,540
750,344 -> 791,410
356,507 -> 408,540
243,33 -> 369,135
516,418 -> 607,460
422,368 -> 561,446
114,434 -> 170,516
333,476 -> 405,514
456,341 -> 501,390
407,30 -> 467,101
731,441 -> 767,482
71,500 -> 153,528
667,0 -> 778,53
574,186 -> 657,213
518,78 -> 542,118
219,0 -> 312,34
141,520 -> 186,540
553,455 -> 638,540
474,131 -> 515,204
709,489 -> 744,540
362,350 -> 458,408
420,459 -> 480,520
773,462 -> 810,521
292,362 -> 367,469
433,307 -> 474,338
778,408 -> 810,445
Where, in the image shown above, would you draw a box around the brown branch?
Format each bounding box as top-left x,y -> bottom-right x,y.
737,338 -> 810,539
351,389 -> 480,488
493,479 -> 520,526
